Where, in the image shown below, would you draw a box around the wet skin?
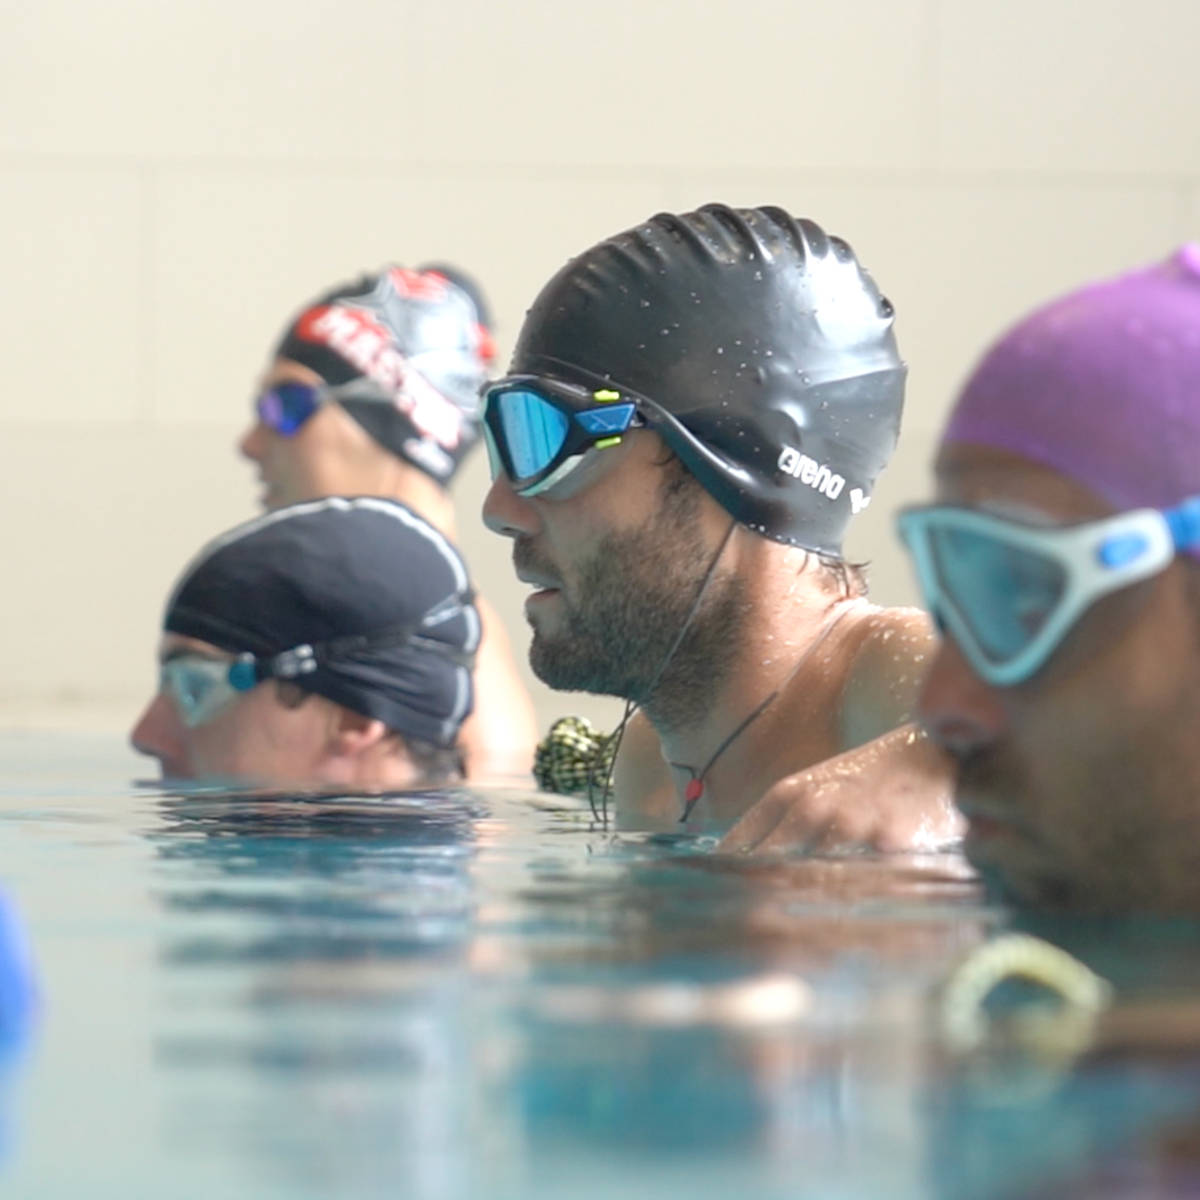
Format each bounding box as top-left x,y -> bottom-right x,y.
482,429 -> 734,692
484,430 -> 956,846
918,444 -> 1200,913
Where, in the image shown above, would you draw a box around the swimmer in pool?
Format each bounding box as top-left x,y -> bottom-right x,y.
903,246 -> 1200,913
482,204 -> 958,849
238,265 -> 537,780
131,497 -> 479,788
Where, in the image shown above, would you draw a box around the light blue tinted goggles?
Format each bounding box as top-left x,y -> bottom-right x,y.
160,644 -> 321,729
897,497 -> 1200,686
161,656 -> 245,729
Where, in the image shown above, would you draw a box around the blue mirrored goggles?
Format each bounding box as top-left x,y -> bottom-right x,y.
897,497 -> 1200,686
481,376 -> 648,496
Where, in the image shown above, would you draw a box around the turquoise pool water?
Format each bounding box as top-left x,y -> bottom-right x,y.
1,730 -> 1198,1198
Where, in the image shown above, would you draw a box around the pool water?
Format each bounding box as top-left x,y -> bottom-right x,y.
1,730 -> 1199,1198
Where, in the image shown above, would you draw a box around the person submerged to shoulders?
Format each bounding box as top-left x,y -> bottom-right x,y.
237,263 -> 538,781
131,496 -> 479,791
613,592 -> 940,840
481,203 -> 959,850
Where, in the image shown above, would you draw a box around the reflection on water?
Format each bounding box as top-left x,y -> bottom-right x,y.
3,733 -> 1200,1197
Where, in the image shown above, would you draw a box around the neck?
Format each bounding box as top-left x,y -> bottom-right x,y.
370,460 -> 457,538
647,558 -> 863,825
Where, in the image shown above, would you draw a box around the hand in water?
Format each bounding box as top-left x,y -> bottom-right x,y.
719,724 -> 964,854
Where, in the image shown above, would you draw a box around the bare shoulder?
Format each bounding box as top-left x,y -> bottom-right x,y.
612,710 -> 677,829
838,604 -> 936,750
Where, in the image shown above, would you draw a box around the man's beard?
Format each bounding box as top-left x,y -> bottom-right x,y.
519,480 -> 747,730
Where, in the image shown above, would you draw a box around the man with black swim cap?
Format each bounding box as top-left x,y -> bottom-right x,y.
131,497 -> 479,787
483,204 -> 957,849
238,264 -> 537,779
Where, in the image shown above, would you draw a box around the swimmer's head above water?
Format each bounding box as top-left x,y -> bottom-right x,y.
903,245 -> 1200,913
130,497 -> 480,788
482,205 -> 925,790
240,265 -> 495,509
484,203 -> 906,557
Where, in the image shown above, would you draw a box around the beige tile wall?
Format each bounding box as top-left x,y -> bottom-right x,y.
1,0 -> 1196,736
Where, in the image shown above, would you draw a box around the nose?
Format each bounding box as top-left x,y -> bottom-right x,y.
482,473 -> 541,539
130,691 -> 188,776
917,634 -> 1009,758
239,420 -> 267,462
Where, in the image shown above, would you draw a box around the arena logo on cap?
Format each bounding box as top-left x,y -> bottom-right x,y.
777,446 -> 845,501
296,304 -> 463,449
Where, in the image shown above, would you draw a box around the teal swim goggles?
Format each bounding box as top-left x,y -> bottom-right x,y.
897,496 -> 1200,686
159,645 -> 326,729
481,374 -> 650,496
160,601 -> 475,729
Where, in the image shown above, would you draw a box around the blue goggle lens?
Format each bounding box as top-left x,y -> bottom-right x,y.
495,389 -> 571,479
257,382 -> 322,436
927,525 -> 1068,663
161,657 -> 240,729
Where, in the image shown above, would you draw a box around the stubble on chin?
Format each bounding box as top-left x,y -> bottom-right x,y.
521,462 -> 745,717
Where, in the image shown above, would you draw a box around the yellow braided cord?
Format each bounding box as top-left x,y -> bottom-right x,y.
533,716 -> 619,798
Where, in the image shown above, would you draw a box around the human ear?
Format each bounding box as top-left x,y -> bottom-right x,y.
329,705 -> 390,756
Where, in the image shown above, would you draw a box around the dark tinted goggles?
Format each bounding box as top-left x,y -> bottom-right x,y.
255,381 -> 324,436
481,376 -> 646,496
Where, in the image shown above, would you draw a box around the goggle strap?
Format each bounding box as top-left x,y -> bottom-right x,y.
1166,495 -> 1200,553
230,589 -> 478,688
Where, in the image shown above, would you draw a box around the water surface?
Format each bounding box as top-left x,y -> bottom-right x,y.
1,731 -> 1197,1198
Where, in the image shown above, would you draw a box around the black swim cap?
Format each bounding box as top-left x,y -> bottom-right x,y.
510,204 -> 906,554
164,498 -> 479,747
274,266 -> 495,485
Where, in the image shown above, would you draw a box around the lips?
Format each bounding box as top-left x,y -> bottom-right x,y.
518,574 -> 560,592
512,539 -> 563,594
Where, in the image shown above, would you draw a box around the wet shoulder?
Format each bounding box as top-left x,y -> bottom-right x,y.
838,604 -> 935,750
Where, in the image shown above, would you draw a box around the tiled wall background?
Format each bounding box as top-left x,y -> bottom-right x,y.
2,0 -> 1197,734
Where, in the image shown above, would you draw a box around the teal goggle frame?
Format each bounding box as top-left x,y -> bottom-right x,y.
897,497 -> 1200,686
161,594 -> 475,729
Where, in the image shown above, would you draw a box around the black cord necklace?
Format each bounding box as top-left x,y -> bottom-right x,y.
589,520 -> 739,822
668,599 -> 855,823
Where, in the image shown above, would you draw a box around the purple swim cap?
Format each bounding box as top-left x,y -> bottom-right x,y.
944,245 -> 1200,526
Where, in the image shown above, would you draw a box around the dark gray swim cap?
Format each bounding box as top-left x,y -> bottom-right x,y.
511,204 -> 906,554
165,498 -> 480,747
275,266 -> 495,485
